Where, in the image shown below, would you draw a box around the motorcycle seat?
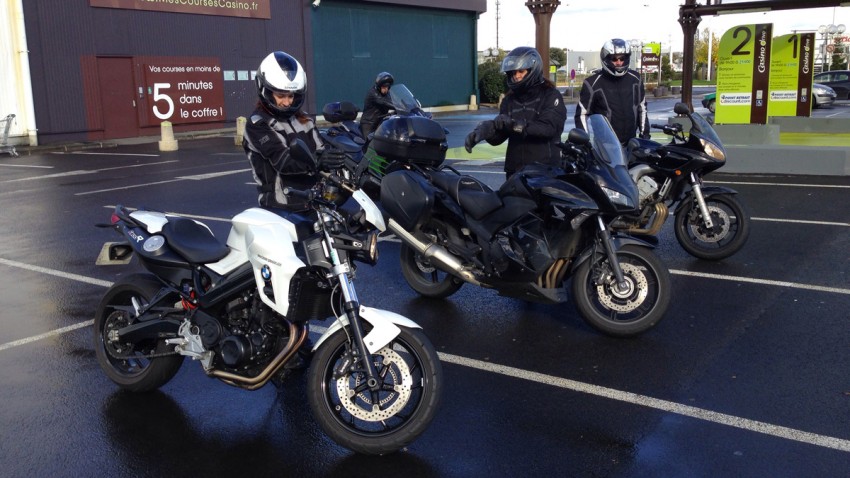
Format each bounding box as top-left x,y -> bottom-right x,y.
161,217 -> 230,264
429,170 -> 502,220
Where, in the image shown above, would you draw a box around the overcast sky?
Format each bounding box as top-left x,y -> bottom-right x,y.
477,1 -> 850,53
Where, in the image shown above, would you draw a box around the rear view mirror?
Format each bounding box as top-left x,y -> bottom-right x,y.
567,128 -> 590,145
289,138 -> 315,164
673,102 -> 691,116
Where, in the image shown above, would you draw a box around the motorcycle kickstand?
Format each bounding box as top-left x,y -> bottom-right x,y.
689,173 -> 715,229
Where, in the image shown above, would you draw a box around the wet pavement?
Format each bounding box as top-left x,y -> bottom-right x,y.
2,111 -> 850,476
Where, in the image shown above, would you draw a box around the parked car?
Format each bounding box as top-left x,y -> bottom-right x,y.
700,82 -> 837,112
813,70 -> 850,100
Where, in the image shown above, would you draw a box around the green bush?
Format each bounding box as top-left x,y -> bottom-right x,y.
478,61 -> 506,104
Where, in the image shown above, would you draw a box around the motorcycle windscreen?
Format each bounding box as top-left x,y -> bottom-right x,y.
380,170 -> 435,231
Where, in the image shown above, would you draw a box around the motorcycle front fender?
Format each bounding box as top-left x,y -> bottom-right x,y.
568,234 -> 656,275
313,305 -> 422,354
674,186 -> 739,215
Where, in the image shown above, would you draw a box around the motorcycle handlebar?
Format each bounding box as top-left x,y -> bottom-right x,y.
282,187 -> 315,201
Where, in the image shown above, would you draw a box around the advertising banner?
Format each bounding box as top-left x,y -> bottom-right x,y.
641,42 -> 661,68
90,0 -> 271,19
767,33 -> 815,117
141,57 -> 225,126
715,24 -> 773,124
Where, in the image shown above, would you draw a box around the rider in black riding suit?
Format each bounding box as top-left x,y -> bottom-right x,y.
575,38 -> 650,145
360,72 -> 396,139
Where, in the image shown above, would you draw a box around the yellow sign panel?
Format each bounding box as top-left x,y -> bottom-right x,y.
715,24 -> 773,124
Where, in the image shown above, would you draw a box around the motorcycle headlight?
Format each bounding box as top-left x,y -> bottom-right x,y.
350,231 -> 379,265
700,138 -> 726,162
602,187 -> 635,209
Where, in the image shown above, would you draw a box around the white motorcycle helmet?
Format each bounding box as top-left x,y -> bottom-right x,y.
256,51 -> 307,118
600,38 -> 631,77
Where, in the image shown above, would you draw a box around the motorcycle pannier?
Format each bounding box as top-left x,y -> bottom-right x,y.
380,170 -> 435,231
372,116 -> 447,168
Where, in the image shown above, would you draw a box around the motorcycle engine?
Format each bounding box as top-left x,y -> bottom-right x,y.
636,176 -> 659,207
214,292 -> 281,369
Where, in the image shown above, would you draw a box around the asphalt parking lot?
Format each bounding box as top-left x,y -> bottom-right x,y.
2,124 -> 850,476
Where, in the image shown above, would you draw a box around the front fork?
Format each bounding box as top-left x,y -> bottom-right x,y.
689,172 -> 714,229
596,216 -> 629,293
327,228 -> 382,391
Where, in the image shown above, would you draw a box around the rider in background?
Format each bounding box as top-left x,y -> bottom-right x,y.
242,51 -> 345,209
360,71 -> 396,139
575,38 -> 650,145
464,47 -> 566,180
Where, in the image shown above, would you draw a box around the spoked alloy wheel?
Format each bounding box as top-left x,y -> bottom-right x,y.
399,242 -> 463,298
93,274 -> 184,392
307,325 -> 442,455
674,194 -> 750,260
571,245 -> 671,337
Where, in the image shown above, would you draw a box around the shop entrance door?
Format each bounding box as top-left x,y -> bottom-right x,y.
97,57 -> 138,139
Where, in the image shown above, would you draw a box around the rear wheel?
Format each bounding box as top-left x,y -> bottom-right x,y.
674,193 -> 750,260
93,274 -> 184,392
307,325 -> 442,455
571,245 -> 671,337
399,242 -> 464,298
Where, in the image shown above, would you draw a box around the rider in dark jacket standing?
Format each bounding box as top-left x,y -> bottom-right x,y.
360,72 -> 395,139
465,47 -> 567,180
575,38 -> 650,145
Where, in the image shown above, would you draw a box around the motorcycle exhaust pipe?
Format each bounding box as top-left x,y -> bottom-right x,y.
628,203 -> 668,236
387,218 -> 482,286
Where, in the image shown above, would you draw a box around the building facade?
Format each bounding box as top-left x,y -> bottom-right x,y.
2,0 -> 485,145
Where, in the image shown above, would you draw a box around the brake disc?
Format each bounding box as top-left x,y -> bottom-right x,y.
596,262 -> 649,313
690,205 -> 730,243
335,346 -> 413,422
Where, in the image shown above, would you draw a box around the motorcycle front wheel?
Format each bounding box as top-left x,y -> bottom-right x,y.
674,193 -> 750,260
571,245 -> 671,337
307,325 -> 443,455
399,242 -> 464,298
93,273 -> 184,392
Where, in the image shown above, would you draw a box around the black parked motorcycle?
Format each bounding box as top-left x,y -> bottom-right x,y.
376,114 -> 671,337
622,102 -> 749,260
321,84 -> 446,199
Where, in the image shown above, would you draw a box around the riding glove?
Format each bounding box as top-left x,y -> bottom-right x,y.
464,120 -> 497,153
317,149 -> 346,171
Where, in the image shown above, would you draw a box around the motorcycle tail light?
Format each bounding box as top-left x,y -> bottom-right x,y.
111,213 -> 121,224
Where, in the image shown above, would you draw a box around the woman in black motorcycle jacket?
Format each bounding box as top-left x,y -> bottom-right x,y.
574,38 -> 650,145
242,51 -> 344,209
465,47 -> 567,180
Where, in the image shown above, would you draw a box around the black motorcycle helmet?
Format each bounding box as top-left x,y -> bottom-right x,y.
255,51 -> 307,119
374,72 -> 394,93
600,38 -> 631,77
500,46 -> 544,93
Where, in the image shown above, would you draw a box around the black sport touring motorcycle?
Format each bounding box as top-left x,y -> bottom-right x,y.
375,114 -> 672,337
622,102 -> 750,260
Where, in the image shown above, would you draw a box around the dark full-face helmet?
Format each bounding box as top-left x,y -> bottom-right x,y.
255,51 -> 307,118
500,46 -> 543,93
600,38 -> 631,77
374,72 -> 394,93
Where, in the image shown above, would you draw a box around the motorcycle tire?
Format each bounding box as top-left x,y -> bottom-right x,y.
93,273 -> 184,393
307,324 -> 443,455
399,242 -> 464,299
674,193 -> 750,261
571,244 -> 671,337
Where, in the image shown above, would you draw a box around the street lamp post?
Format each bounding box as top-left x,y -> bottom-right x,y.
629,39 -> 643,82
819,23 -> 846,72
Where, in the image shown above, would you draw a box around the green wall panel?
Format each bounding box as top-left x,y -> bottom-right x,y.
311,2 -> 477,114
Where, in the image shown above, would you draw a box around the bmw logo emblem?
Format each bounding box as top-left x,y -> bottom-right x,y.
261,265 -> 272,281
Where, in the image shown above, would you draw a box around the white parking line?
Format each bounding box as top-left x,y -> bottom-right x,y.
75,168 -> 250,195
1,256 -> 849,452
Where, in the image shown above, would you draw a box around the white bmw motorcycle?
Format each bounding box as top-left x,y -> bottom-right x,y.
93,141 -> 442,455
